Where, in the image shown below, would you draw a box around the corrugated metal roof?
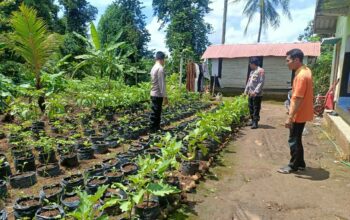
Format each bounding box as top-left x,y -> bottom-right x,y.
201,42 -> 321,59
313,0 -> 350,35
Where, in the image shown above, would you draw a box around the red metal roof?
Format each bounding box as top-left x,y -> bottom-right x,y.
202,42 -> 321,59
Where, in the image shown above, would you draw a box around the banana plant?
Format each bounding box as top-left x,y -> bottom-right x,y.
74,22 -> 131,82
10,3 -> 61,112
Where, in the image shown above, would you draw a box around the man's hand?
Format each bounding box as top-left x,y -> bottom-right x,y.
285,117 -> 293,128
163,97 -> 169,106
250,92 -> 256,97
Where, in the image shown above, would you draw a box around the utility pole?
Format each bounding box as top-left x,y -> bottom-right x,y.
222,0 -> 228,44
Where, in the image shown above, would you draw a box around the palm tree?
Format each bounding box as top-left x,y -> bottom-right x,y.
10,3 -> 60,111
233,0 -> 291,42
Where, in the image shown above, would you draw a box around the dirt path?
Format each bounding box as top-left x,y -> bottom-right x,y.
186,102 -> 350,220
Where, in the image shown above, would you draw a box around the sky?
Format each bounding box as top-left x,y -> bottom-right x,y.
87,0 -> 317,53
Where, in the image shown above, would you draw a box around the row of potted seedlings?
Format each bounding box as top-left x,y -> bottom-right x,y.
8,135 -> 179,219
2,96 -> 247,219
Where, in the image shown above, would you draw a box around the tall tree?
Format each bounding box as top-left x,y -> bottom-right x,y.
58,0 -> 97,35
1,0 -> 62,33
234,0 -> 291,42
152,0 -> 211,58
98,0 -> 150,58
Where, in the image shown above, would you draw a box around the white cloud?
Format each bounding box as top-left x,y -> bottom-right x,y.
86,0 -> 316,54
207,0 -> 316,45
88,0 -> 113,9
146,17 -> 168,54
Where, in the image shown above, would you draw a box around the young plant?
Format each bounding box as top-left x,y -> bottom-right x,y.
182,127 -> 208,161
67,185 -> 108,220
111,154 -> 180,219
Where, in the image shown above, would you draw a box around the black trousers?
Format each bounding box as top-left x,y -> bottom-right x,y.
248,96 -> 262,121
150,96 -> 163,130
288,122 -> 306,170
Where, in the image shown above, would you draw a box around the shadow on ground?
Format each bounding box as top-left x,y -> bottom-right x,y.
259,124 -> 276,129
294,167 -> 330,181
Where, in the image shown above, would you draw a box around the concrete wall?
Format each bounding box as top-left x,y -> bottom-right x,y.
334,16 -> 350,100
219,57 -> 292,90
221,58 -> 249,88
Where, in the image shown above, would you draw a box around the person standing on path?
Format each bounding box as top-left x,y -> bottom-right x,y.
244,57 -> 265,129
278,49 -> 314,174
149,51 -> 168,133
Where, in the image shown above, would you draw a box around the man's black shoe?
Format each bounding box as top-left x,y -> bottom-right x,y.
251,121 -> 258,129
298,166 -> 306,171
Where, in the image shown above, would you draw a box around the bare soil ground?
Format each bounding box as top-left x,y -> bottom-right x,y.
186,102 -> 350,220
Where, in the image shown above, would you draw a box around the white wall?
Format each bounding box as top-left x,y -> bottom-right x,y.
218,57 -> 292,89
221,58 -> 249,88
263,57 -> 292,89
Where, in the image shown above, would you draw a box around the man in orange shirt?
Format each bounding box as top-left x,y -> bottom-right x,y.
278,49 -> 314,174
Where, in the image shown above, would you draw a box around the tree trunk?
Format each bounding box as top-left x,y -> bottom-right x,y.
257,0 -> 264,43
35,72 -> 45,112
222,0 -> 228,44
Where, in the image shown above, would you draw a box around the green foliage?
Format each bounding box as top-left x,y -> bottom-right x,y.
0,0 -> 63,33
298,21 -> 333,95
152,0 -> 211,67
98,1 -> 150,58
74,23 -> 132,81
10,3 -> 61,90
23,0 -> 63,33
234,0 -> 291,42
67,185 -> 109,220
311,46 -> 333,95
58,0 -> 97,35
112,154 -> 180,219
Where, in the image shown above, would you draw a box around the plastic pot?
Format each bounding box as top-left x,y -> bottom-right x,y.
105,137 -> 119,148
39,150 -> 57,164
83,129 -> 95,136
13,196 -> 42,220
14,154 -> 36,172
0,180 -> 7,198
86,176 -> 108,195
91,141 -> 109,154
128,144 -> 145,155
90,135 -> 105,143
61,192 -> 80,212
10,172 -> 37,188
0,161 -> 12,180
144,148 -> 161,159
59,153 -> 79,168
84,164 -> 105,177
39,183 -> 63,204
134,201 -> 161,220
104,169 -> 123,184
195,149 -> 210,161
100,188 -> 127,216
181,160 -> 200,176
11,148 -> 33,159
77,147 -> 94,160
116,152 -> 135,164
120,162 -> 138,176
61,174 -> 84,193
37,163 -> 60,177
0,209 -> 7,220
35,204 -> 65,220
102,158 -> 120,170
